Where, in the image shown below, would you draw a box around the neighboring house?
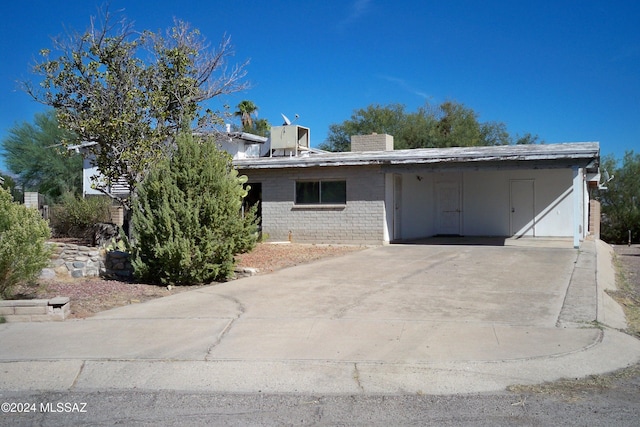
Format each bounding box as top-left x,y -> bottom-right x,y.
213,127 -> 270,159
69,130 -> 268,198
234,133 -> 601,248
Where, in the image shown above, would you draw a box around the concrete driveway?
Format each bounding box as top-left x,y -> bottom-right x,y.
1,239 -> 639,394
202,241 -> 582,362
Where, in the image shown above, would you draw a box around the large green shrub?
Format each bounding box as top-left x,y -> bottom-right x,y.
598,151 -> 640,244
49,193 -> 112,239
131,132 -> 258,285
0,187 -> 52,299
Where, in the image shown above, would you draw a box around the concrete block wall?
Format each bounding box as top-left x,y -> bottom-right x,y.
24,192 -> 44,210
243,165 -> 387,244
0,297 -> 70,322
351,133 -> 394,152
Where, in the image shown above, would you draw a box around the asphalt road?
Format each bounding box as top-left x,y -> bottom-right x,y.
2,384 -> 640,426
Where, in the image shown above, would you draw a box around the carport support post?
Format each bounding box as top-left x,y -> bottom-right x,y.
573,166 -> 581,249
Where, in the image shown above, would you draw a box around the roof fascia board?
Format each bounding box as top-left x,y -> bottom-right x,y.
234,144 -> 599,170
381,159 -> 596,174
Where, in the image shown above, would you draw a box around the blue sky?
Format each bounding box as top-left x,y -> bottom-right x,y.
1,0 -> 638,173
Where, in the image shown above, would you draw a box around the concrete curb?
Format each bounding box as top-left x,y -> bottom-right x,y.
1,329 -> 638,395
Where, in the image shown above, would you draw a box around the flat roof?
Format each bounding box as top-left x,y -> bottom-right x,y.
234,142 -> 600,170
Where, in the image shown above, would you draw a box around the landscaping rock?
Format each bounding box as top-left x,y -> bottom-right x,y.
39,268 -> 56,280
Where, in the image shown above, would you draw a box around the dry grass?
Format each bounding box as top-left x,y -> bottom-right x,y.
234,242 -> 364,273
607,250 -> 640,337
507,364 -> 640,401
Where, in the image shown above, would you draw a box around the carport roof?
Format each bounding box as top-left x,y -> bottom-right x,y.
234,142 -> 600,170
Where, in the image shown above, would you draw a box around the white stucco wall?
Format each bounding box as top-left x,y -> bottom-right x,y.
463,168 -> 574,237
398,167 -> 576,239
400,173 -> 436,239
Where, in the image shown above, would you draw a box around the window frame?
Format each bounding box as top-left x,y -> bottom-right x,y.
294,179 -> 347,206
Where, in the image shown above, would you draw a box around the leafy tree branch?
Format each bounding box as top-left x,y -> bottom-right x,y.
22,7 -> 249,207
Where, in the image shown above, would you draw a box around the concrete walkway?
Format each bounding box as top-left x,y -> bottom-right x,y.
0,238 -> 638,395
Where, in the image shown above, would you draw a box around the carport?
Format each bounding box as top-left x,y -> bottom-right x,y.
383,143 -> 600,248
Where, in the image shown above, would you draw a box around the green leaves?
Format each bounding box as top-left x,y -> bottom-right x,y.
23,10 -> 249,207
320,101 -> 540,151
0,188 -> 52,298
1,110 -> 82,202
599,151 -> 640,244
131,132 -> 258,285
49,192 -> 112,239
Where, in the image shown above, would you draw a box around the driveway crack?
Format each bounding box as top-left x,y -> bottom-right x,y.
492,324 -> 500,345
353,363 -> 365,393
69,360 -> 85,390
333,286 -> 386,319
205,294 -> 245,359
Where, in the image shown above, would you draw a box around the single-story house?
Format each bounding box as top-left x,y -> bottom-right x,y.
234,133 -> 601,248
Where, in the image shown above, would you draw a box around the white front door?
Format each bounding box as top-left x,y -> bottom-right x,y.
436,182 -> 461,235
510,179 -> 535,237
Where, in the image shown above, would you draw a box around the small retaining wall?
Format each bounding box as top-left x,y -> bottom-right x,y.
0,297 -> 70,322
103,250 -> 133,280
42,243 -> 247,281
41,243 -> 133,280
44,243 -> 104,278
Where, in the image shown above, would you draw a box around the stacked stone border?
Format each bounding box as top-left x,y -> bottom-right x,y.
41,242 -> 133,280
41,242 -> 254,281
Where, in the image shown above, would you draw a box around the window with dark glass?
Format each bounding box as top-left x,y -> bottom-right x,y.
295,180 -> 346,204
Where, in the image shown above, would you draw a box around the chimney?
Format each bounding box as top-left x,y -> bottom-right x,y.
350,133 -> 394,152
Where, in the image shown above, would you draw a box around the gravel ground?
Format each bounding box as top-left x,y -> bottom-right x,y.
12,242 -> 364,319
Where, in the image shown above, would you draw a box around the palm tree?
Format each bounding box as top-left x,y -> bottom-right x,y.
234,100 -> 258,131
253,118 -> 271,137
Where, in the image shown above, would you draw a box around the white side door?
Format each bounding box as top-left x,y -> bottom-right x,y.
436,182 -> 461,235
510,179 -> 535,237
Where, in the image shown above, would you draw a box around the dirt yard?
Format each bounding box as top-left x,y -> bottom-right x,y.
611,243 -> 640,337
13,242 -> 364,319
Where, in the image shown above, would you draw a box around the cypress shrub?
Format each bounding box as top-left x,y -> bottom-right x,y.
131,132 -> 258,285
